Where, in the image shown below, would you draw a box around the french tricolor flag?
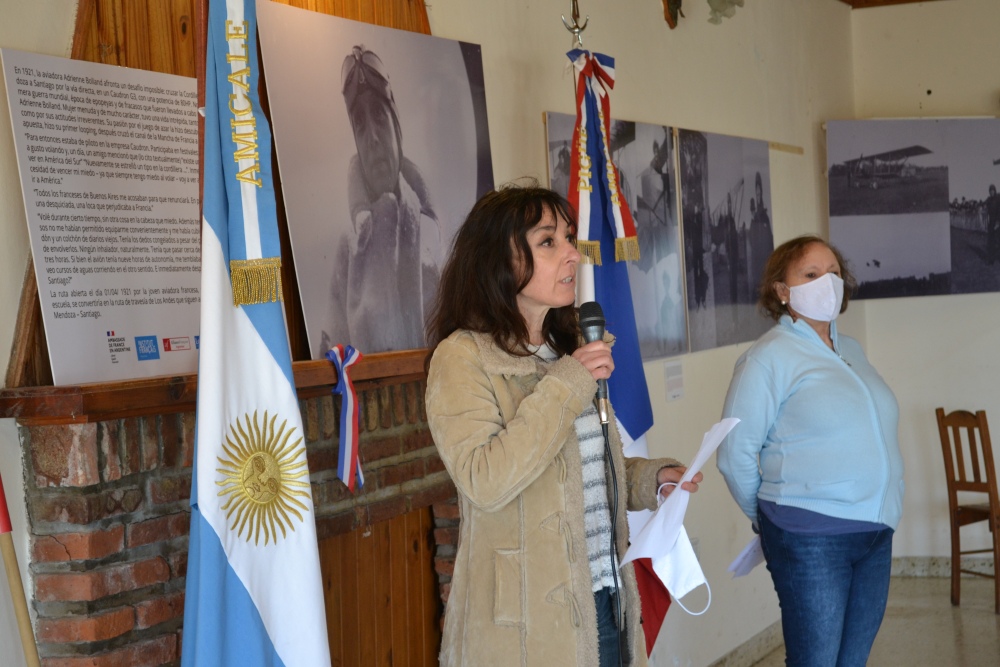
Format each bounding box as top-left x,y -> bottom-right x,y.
567,49 -> 663,657
327,344 -> 364,492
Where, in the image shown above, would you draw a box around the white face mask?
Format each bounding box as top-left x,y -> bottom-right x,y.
649,483 -> 711,616
653,525 -> 711,615
786,273 -> 844,322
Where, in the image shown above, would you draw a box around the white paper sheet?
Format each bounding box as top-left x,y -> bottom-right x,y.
621,417 -> 740,567
727,534 -> 765,577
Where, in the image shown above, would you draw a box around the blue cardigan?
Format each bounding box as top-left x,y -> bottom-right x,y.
717,315 -> 904,530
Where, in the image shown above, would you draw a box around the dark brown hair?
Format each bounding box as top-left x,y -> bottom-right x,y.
425,182 -> 580,358
758,235 -> 856,321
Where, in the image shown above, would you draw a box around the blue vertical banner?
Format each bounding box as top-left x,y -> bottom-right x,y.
567,49 -> 653,440
182,1 -> 330,666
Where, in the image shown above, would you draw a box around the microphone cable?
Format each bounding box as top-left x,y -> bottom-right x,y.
579,301 -> 624,666
602,420 -> 624,667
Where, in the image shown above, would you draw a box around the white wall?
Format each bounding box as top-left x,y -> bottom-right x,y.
428,1 -> 854,665
848,0 -> 1000,561
0,2 -> 77,665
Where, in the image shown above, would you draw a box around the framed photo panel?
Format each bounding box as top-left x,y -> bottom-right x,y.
678,129 -> 772,352
259,2 -> 493,356
827,118 -> 1000,299
545,112 -> 687,360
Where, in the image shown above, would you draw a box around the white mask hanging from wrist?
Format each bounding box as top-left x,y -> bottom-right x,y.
786,273 -> 844,322
650,483 -> 711,616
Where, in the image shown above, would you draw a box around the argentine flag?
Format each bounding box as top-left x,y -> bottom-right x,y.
182,1 -> 330,665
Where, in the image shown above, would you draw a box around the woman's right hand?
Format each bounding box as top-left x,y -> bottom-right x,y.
571,340 -> 615,383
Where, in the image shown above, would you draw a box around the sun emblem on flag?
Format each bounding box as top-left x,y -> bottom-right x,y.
216,410 -> 311,545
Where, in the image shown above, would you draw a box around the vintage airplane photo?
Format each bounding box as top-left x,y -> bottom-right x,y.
829,143 -> 949,216
828,118 -> 1000,299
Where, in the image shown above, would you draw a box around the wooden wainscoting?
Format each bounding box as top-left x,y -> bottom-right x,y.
320,505 -> 441,666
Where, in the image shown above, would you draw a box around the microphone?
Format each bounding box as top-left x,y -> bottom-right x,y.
578,301 -> 610,425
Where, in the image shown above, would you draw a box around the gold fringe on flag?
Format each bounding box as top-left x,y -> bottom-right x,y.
615,236 -> 640,263
577,240 -> 603,266
230,257 -> 283,306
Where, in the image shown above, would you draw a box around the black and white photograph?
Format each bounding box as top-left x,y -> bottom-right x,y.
678,129 -> 772,353
943,119 -> 1000,294
258,1 -> 493,357
828,120 -> 948,218
545,112 -> 687,359
828,119 -> 1000,299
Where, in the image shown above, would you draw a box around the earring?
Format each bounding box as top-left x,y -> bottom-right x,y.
781,300 -> 787,305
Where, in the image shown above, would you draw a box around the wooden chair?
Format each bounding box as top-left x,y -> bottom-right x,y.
935,408 -> 1000,614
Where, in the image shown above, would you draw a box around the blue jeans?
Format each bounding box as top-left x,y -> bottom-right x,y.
759,512 -> 894,667
595,586 -> 624,667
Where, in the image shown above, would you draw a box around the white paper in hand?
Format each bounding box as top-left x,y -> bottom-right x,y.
727,534 -> 765,577
621,417 -> 740,567
619,417 -> 739,614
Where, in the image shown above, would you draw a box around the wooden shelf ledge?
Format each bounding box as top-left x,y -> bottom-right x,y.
0,349 -> 427,426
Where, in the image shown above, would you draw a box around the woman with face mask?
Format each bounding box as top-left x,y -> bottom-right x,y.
717,235 -> 903,667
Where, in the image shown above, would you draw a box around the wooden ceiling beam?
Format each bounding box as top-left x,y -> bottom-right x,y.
839,0 -> 946,8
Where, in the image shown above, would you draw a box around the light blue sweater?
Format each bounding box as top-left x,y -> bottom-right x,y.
717,315 -> 904,530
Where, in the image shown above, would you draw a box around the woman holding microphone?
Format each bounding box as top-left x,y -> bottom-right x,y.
425,183 -> 701,666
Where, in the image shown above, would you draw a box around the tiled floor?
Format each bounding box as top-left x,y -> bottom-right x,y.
753,577 -> 1000,666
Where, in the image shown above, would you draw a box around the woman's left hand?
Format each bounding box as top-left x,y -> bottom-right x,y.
657,466 -> 703,498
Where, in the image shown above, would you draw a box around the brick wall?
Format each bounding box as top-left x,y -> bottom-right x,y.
17,378 -> 456,666
431,499 -> 459,612
304,381 -> 456,540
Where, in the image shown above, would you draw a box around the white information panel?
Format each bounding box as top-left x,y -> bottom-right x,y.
2,49 -> 200,385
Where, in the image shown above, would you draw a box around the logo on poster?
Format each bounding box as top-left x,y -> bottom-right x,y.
163,337 -> 192,352
106,333 -> 131,365
135,336 -> 160,361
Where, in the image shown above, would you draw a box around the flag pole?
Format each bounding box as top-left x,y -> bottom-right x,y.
0,471 -> 40,667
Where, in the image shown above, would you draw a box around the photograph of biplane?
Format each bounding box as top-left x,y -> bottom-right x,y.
827,118 -> 1000,299
678,129 -> 772,353
545,112 -> 688,359
828,129 -> 949,217
843,145 -> 930,188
